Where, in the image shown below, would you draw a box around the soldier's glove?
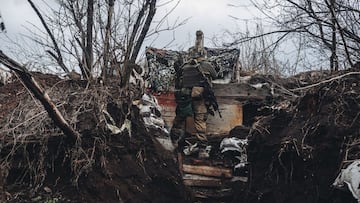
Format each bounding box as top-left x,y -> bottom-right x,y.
205,103 -> 215,116
189,59 -> 198,65
208,109 -> 215,116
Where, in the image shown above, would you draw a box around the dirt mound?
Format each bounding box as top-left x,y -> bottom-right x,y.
0,73 -> 192,202
1,69 -> 359,203
237,69 -> 360,203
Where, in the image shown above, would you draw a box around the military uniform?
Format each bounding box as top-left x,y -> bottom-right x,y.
170,31 -> 217,151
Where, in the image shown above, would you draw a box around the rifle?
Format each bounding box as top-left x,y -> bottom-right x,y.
197,65 -> 222,118
201,80 -> 222,118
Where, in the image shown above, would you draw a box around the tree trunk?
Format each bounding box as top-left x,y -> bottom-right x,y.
102,0 -> 115,82
330,0 -> 338,71
121,0 -> 157,88
130,0 -> 157,63
85,0 -> 94,79
0,51 -> 80,145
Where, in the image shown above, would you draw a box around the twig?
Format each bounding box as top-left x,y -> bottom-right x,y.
350,112 -> 360,128
291,72 -> 360,91
272,82 -> 299,98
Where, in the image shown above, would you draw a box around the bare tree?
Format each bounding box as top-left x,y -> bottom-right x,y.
27,0 -> 70,73
24,0 -> 184,83
221,20 -> 289,75
52,0 -> 158,81
228,0 -> 360,72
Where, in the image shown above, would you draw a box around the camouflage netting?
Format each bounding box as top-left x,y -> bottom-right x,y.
233,69 -> 360,203
145,47 -> 240,92
0,73 -> 191,202
206,48 -> 240,78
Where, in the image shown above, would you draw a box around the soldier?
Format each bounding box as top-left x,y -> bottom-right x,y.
170,30 -> 217,157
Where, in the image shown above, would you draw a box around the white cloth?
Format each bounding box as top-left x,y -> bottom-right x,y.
333,160 -> 360,202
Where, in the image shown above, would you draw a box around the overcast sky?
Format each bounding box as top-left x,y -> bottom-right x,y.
0,1 -> 330,74
0,0 -> 261,51
151,0 -> 260,49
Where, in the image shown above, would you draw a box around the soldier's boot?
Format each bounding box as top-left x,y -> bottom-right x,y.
170,128 -> 185,149
195,132 -> 211,159
194,133 -> 207,142
198,145 -> 212,159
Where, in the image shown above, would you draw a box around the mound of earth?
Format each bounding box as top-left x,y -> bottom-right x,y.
0,68 -> 359,203
232,69 -> 360,203
0,73 -> 192,203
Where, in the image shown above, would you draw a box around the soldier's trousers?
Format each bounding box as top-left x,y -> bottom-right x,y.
170,114 -> 186,144
170,98 -> 208,147
192,99 -> 208,142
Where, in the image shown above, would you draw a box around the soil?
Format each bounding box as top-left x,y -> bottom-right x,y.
234,69 -> 360,203
0,73 -> 192,203
0,69 -> 359,203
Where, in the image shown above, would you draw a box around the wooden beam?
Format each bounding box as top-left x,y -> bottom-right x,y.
193,188 -> 233,199
231,176 -> 248,183
183,174 -> 227,187
184,179 -> 225,187
213,83 -> 271,99
182,164 -> 232,178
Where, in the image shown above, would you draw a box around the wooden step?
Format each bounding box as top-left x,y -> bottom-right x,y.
182,164 -> 232,178
193,187 -> 233,199
183,174 -> 228,187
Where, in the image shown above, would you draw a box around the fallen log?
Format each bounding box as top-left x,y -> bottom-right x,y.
0,51 -> 80,144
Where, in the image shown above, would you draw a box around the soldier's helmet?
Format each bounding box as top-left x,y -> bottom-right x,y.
188,30 -> 206,61
196,30 -> 203,38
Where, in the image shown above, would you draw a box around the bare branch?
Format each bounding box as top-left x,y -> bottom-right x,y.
27,0 -> 70,73
130,0 -> 157,63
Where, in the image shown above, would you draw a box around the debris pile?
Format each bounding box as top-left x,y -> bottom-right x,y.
0,60 -> 359,203
238,69 -> 360,203
145,46 -> 360,202
178,137 -> 249,202
173,69 -> 359,203
0,73 -> 192,202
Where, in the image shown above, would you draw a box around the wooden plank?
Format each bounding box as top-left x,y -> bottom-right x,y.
193,188 -> 233,199
155,85 -> 244,135
182,164 -> 232,178
206,103 -> 242,134
183,174 -> 222,180
231,176 -> 248,183
183,174 -> 227,187
184,179 -> 225,187
213,83 -> 271,99
184,157 -> 229,167
187,158 -> 213,166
